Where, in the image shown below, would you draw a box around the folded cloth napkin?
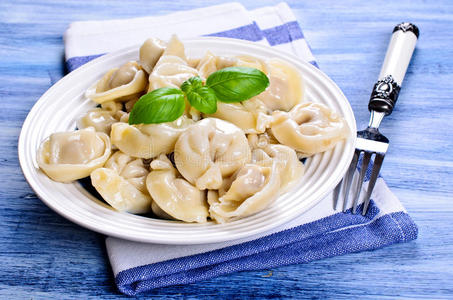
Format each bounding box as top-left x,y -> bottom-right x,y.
64,2 -> 418,296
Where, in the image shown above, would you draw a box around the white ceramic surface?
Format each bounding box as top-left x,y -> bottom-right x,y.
18,37 -> 356,244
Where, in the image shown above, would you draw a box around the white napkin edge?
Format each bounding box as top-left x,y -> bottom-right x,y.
63,2 -> 251,59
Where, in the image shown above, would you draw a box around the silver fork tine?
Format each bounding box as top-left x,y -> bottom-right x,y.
361,154 -> 385,215
342,149 -> 360,212
351,152 -> 372,214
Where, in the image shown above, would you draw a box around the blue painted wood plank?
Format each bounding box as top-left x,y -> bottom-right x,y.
1,0 -> 452,298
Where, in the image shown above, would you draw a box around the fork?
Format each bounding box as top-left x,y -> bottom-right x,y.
333,22 -> 419,215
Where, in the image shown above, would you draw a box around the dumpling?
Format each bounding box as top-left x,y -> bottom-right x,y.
37,127 -> 111,182
234,55 -> 266,71
209,160 -> 280,223
252,144 -> 304,192
139,37 -> 166,74
146,155 -> 208,223
256,58 -> 304,112
196,51 -> 217,79
77,100 -> 128,134
85,61 -> 147,104
77,108 -> 118,135
196,51 -> 237,79
174,118 -> 251,190
110,115 -> 194,159
270,102 -> 349,156
148,35 -> 199,92
205,98 -> 271,133
91,151 -> 152,214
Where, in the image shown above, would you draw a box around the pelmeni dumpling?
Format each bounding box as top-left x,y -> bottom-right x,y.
205,98 -> 272,133
257,58 -> 304,112
139,37 -> 166,74
110,115 -> 194,159
148,35 -> 199,92
174,118 -> 251,190
252,144 -> 304,192
271,102 -> 349,156
77,108 -> 118,135
91,151 -> 152,214
196,51 -> 237,79
77,101 -> 128,134
209,160 -> 280,223
146,155 -> 208,223
37,127 -> 111,182
85,61 -> 147,104
235,55 -> 266,71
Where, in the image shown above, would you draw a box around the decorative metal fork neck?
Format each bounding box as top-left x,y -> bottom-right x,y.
368,110 -> 385,130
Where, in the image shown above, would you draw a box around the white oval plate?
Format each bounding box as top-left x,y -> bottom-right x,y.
19,37 -> 356,244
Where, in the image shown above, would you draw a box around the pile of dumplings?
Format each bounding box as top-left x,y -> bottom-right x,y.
37,35 -> 349,223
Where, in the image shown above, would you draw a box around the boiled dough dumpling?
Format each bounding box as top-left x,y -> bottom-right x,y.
77,101 -> 124,135
139,37 -> 166,74
271,102 -> 349,156
146,155 -> 208,223
209,161 -> 280,223
234,55 -> 266,71
110,115 -> 194,159
85,61 -> 147,104
196,51 -> 237,79
148,35 -> 199,92
37,127 -> 111,182
205,98 -> 272,134
257,58 -> 304,112
91,151 -> 152,214
253,144 -> 304,192
174,118 -> 251,190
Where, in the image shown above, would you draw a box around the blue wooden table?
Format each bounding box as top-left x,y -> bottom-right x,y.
1,0 -> 452,298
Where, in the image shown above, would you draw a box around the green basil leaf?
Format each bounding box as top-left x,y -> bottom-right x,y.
129,87 -> 185,124
181,76 -> 203,94
186,86 -> 217,114
206,66 -> 269,103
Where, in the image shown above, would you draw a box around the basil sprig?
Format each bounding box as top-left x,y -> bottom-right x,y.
206,67 -> 269,102
181,77 -> 217,114
129,66 -> 269,125
129,88 -> 185,124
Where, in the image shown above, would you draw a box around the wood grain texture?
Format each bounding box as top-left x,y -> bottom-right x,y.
1,0 -> 452,298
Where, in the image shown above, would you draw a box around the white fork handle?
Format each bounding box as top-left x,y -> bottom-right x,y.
368,22 -> 419,116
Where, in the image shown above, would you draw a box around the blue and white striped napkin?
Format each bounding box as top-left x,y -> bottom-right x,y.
64,2 -> 417,296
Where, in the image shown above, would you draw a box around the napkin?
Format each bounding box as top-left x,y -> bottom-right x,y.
64,2 -> 417,296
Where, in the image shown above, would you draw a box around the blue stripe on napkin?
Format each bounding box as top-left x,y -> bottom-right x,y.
115,200 -> 417,295
206,22 -> 263,41
262,21 -> 304,46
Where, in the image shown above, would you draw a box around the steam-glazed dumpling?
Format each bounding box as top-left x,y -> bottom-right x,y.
85,61 -> 147,104
253,144 -> 304,192
271,102 -> 349,156
37,127 -> 111,182
77,108 -> 118,135
205,98 -> 271,133
146,155 -> 208,223
148,35 -> 199,91
196,51 -> 217,79
139,37 -> 166,74
209,160 -> 280,223
234,55 -> 266,71
174,118 -> 251,190
91,151 -> 152,214
196,51 -> 237,79
257,58 -> 304,112
110,115 -> 194,159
